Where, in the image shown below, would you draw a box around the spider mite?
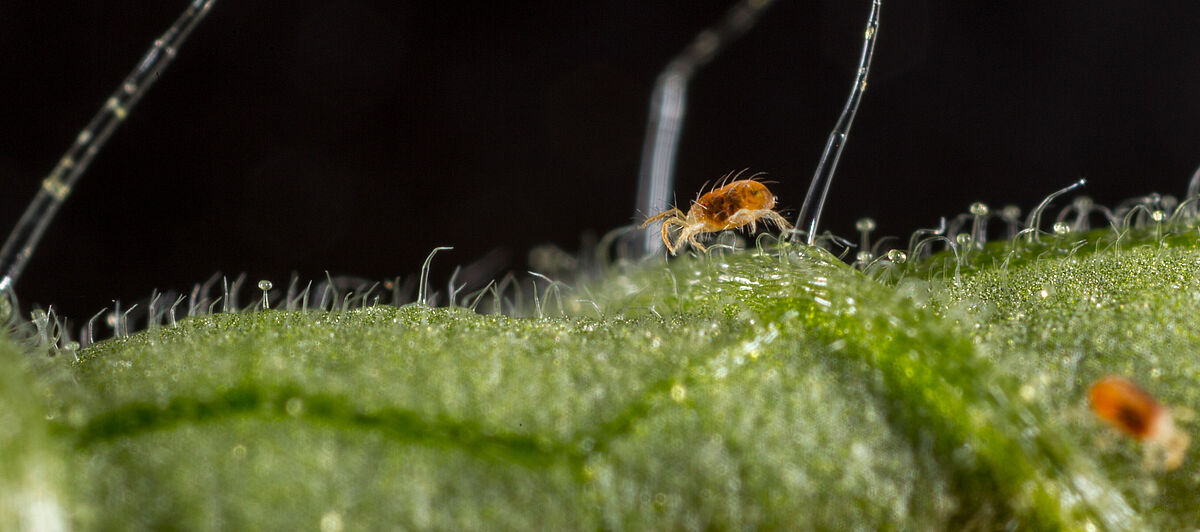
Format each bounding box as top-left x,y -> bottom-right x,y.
1088,376 -> 1191,471
641,170 -> 792,255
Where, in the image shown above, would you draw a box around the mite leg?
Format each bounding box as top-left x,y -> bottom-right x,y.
662,221 -> 697,255
640,208 -> 685,228
759,209 -> 794,230
725,208 -> 761,232
660,217 -> 689,254
677,225 -> 707,254
727,209 -> 794,233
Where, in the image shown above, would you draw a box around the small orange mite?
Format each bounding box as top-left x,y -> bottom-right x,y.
1088,376 -> 1190,471
641,171 -> 792,255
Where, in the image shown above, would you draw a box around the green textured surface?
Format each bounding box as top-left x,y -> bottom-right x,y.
0,331 -> 69,531
6,236 -> 1200,530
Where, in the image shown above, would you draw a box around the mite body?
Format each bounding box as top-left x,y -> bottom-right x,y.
1088,376 -> 1190,471
641,173 -> 792,255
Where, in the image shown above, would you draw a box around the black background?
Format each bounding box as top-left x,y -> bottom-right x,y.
0,1 -> 1197,321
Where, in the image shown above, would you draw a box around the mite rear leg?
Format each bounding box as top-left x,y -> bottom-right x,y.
727,209 -> 794,234
759,209 -> 793,231
672,224 -> 708,254
658,220 -> 706,255
659,217 -> 692,255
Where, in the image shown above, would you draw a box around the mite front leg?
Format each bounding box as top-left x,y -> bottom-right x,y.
640,208 -> 685,228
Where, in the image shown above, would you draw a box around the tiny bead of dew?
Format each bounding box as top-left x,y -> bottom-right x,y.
968,202 -> 990,249
258,280 -> 273,310
1052,221 -> 1071,235
856,217 -> 876,253
999,204 -> 1023,239
886,249 -> 907,264
1001,205 -> 1021,221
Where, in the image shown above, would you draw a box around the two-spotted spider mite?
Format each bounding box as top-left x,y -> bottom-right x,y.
1088,376 -> 1191,471
640,171 -> 792,255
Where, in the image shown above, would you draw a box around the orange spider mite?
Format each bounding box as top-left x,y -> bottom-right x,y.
1088,376 -> 1190,471
641,172 -> 792,255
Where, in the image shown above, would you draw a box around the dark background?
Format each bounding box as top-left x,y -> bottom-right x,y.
0,1 -> 1197,321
